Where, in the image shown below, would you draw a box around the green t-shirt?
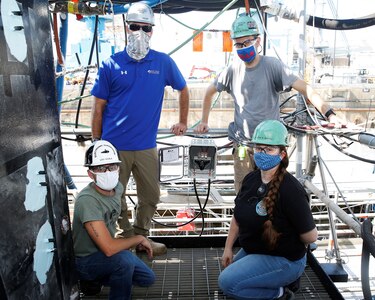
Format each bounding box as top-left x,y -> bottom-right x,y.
72,182 -> 124,257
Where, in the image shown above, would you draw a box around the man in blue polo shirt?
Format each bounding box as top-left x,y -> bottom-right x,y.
91,2 -> 189,256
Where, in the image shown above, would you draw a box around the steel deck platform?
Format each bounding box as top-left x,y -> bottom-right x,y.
81,236 -> 344,300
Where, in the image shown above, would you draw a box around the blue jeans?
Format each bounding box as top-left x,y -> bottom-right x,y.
75,250 -> 155,300
218,249 -> 306,300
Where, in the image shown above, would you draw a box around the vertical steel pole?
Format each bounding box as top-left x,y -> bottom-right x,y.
313,136 -> 342,262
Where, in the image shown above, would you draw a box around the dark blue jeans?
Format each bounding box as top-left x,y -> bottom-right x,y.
75,250 -> 155,300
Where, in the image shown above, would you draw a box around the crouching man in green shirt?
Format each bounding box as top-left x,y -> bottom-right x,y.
73,140 -> 155,300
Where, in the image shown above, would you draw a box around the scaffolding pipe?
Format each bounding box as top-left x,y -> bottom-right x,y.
303,180 -> 362,236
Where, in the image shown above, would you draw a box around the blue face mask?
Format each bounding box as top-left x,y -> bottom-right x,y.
236,44 -> 256,63
254,152 -> 281,171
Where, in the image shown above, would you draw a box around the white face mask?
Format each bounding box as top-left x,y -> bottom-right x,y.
91,170 -> 119,191
126,30 -> 150,60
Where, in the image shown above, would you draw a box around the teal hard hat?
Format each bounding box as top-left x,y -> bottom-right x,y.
251,120 -> 289,146
231,13 -> 260,39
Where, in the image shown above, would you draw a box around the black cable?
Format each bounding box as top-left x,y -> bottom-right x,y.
74,15 -> 98,130
217,142 -> 233,151
282,121 -> 311,135
279,93 -> 298,109
61,135 -> 91,142
130,179 -> 211,233
284,121 -> 375,163
280,94 -> 375,164
361,219 -> 375,300
306,14 -> 375,30
282,96 -> 375,228
156,141 -> 182,147
330,134 -> 354,148
184,134 -> 229,139
151,180 -> 210,229
157,138 -> 232,151
361,219 -> 375,259
193,178 -> 204,236
95,17 -> 100,70
127,195 -> 137,207
321,135 -> 375,164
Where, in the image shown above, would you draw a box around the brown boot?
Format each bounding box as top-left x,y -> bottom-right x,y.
137,238 -> 167,256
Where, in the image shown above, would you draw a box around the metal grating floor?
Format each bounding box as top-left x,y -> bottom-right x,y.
82,247 -> 341,300
133,248 -> 225,299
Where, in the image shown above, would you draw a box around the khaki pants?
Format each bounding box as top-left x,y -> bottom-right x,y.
232,144 -> 256,194
118,148 -> 160,237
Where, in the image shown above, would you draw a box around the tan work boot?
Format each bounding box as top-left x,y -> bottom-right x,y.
137,238 -> 167,256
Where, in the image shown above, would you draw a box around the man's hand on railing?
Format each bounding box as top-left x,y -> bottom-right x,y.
194,122 -> 209,134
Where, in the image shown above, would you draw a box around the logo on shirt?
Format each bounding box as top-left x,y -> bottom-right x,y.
121,70 -> 127,75
148,69 -> 160,75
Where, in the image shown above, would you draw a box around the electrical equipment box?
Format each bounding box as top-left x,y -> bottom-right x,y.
158,146 -> 184,182
188,139 -> 217,179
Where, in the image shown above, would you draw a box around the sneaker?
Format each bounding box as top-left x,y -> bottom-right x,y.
277,287 -> 295,300
79,280 -> 103,296
137,238 -> 167,256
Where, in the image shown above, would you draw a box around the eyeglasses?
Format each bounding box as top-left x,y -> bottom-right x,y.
128,23 -> 153,33
91,164 -> 119,173
253,146 -> 279,154
233,38 -> 257,49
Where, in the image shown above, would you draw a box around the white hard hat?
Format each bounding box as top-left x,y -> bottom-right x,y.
126,2 -> 155,25
84,140 -> 121,167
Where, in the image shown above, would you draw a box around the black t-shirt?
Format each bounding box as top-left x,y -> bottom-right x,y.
234,170 -> 316,261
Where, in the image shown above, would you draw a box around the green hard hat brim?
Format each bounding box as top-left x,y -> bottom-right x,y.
250,140 -> 289,147
251,120 -> 289,146
231,31 -> 259,39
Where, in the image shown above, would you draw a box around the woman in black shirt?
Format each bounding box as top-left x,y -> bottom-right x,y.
218,120 -> 317,300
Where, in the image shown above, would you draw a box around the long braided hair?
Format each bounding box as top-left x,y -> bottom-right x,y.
262,146 -> 289,250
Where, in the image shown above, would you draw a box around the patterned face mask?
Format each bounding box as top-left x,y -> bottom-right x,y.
126,30 -> 150,60
254,152 -> 281,171
236,44 -> 256,63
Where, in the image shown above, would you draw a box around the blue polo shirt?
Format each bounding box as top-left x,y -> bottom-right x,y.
91,49 -> 186,151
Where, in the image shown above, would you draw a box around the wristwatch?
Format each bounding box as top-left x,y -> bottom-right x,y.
324,108 -> 336,120
92,138 -> 101,142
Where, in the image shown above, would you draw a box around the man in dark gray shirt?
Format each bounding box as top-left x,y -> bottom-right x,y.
195,13 -> 343,193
